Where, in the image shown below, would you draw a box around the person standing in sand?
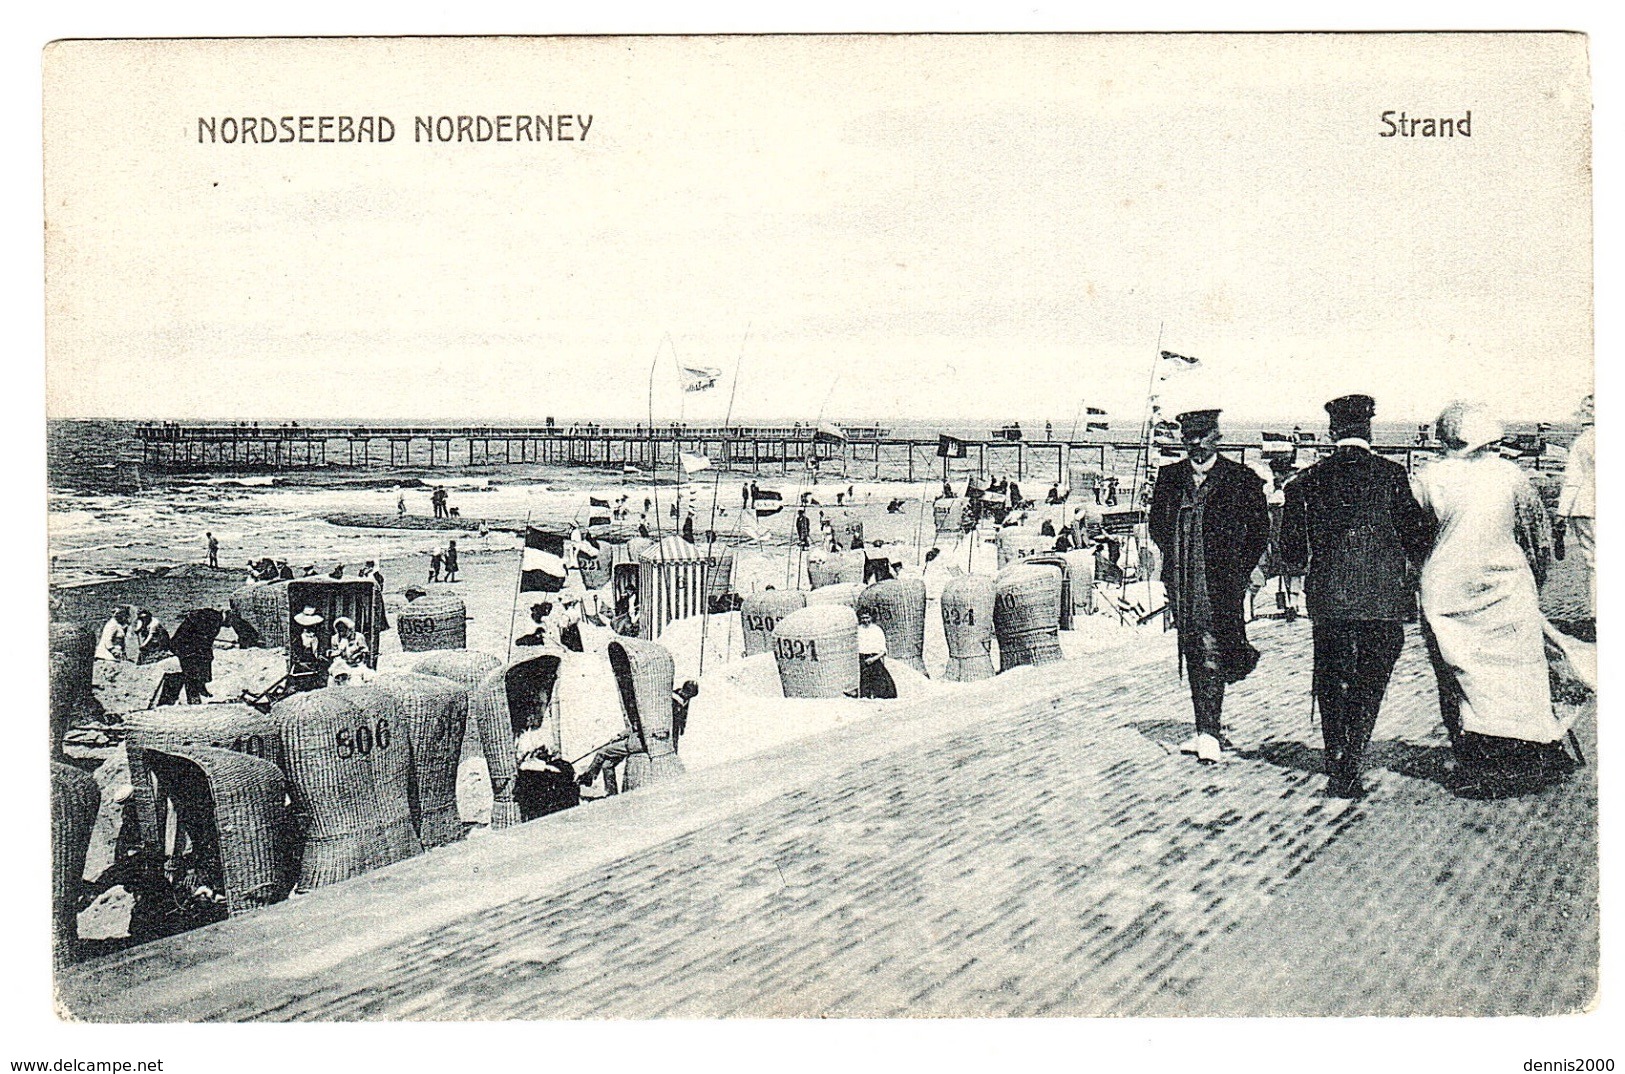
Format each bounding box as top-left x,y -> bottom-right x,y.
1148,409 -> 1270,765
1279,395 -> 1432,799
428,548 -> 443,583
205,531 -> 219,568
444,540 -> 459,583
856,609 -> 897,699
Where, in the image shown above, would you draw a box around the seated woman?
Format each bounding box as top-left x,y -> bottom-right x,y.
289,607 -> 331,691
328,616 -> 372,685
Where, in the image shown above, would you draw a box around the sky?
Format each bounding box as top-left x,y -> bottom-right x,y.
44,34 -> 1593,425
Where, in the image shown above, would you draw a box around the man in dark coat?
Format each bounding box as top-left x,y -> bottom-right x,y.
1278,394 -> 1432,798
1149,409 -> 1270,764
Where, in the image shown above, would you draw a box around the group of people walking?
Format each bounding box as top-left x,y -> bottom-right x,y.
1150,395 -> 1590,800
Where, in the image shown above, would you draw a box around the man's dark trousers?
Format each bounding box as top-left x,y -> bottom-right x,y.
1312,620 -> 1405,783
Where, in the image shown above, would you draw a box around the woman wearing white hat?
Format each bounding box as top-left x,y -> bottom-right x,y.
290,606 -> 331,691
1411,401 -> 1575,796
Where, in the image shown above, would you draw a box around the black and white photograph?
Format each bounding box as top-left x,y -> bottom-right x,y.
21,23 -> 1611,1068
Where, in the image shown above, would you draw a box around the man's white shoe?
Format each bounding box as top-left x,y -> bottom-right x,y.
1195,733 -> 1223,764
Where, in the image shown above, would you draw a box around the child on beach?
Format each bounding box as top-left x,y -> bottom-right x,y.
428,549 -> 443,583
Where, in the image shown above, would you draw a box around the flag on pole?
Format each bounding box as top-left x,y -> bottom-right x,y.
1087,406 -> 1108,416
680,366 -> 720,392
754,489 -> 785,517
1160,350 -> 1200,366
520,527 -> 568,593
589,496 -> 611,508
936,434 -> 968,459
679,452 -> 712,474
1086,421 -> 1109,433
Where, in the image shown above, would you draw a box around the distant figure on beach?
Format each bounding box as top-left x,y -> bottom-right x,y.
432,486 -> 448,519
205,531 -> 219,568
1148,409 -> 1269,766
856,609 -> 897,699
638,521 -> 651,539
682,513 -> 695,544
1046,421 -> 1053,440
428,549 -> 443,583
1556,394 -> 1595,627
1279,394 -> 1431,799
95,607 -> 130,662
156,608 -> 223,705
795,509 -> 811,549
328,564 -> 345,579
276,560 -> 295,581
942,479 -> 954,499
1046,484 -> 1062,505
397,492 -> 407,516
742,483 -> 751,511
557,596 -> 585,653
1411,401 -> 1576,798
444,540 -> 459,582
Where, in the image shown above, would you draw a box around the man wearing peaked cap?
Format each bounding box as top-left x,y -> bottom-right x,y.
1278,394 -> 1432,798
1149,408 -> 1271,764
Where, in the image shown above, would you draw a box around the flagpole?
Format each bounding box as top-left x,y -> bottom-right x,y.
505,508 -> 532,664
699,326 -> 750,678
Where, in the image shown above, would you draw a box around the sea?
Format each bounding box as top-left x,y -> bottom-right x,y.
46,417 -> 1574,588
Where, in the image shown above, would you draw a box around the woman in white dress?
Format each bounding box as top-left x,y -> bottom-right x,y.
1411,401 -> 1574,796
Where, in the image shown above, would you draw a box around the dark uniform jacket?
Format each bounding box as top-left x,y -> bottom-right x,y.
1277,445 -> 1432,621
1148,455 -> 1270,648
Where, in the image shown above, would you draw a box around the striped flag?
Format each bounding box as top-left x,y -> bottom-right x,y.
1160,350 -> 1200,366
1086,421 -> 1109,433
1087,406 -> 1108,416
520,527 -> 568,593
753,489 -> 785,517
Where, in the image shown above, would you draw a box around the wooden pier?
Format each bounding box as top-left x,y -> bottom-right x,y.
134,421 -> 1458,483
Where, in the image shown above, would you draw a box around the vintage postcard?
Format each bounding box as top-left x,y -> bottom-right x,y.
40,31 -> 1598,1043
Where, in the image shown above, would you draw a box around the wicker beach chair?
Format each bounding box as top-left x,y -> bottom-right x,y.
412,649 -> 502,690
995,530 -> 1055,570
739,589 -> 808,656
1019,555 -> 1074,630
141,744 -> 294,916
124,703 -> 285,859
838,550 -> 869,585
1062,548 -> 1098,616
396,594 -> 469,652
704,547 -> 737,609
274,686 -> 421,889
229,581 -> 292,648
856,578 -> 928,674
369,672 -> 469,849
772,604 -> 861,699
941,574 -> 997,682
994,565 -> 1065,671
468,655 -> 563,829
607,639 -> 684,791
804,582 -> 864,609
49,622 -> 100,758
51,761 -> 100,966
806,551 -> 842,589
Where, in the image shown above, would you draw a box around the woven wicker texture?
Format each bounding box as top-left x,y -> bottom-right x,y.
125,704 -> 286,857
739,589 -> 808,656
51,761 -> 99,965
368,673 -> 469,849
396,595 -> 468,652
806,552 -> 842,589
274,686 -> 421,889
607,639 -> 684,790
772,604 -> 861,699
840,550 -> 870,584
804,582 -> 864,608
229,581 -> 291,648
856,579 -> 928,674
143,744 -> 294,916
1020,555 -> 1074,630
1063,549 -> 1099,616
996,531 -> 1056,570
994,566 -> 1065,671
49,622 -> 98,754
940,574 -> 997,682
411,649 -> 502,690
469,655 -> 562,830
